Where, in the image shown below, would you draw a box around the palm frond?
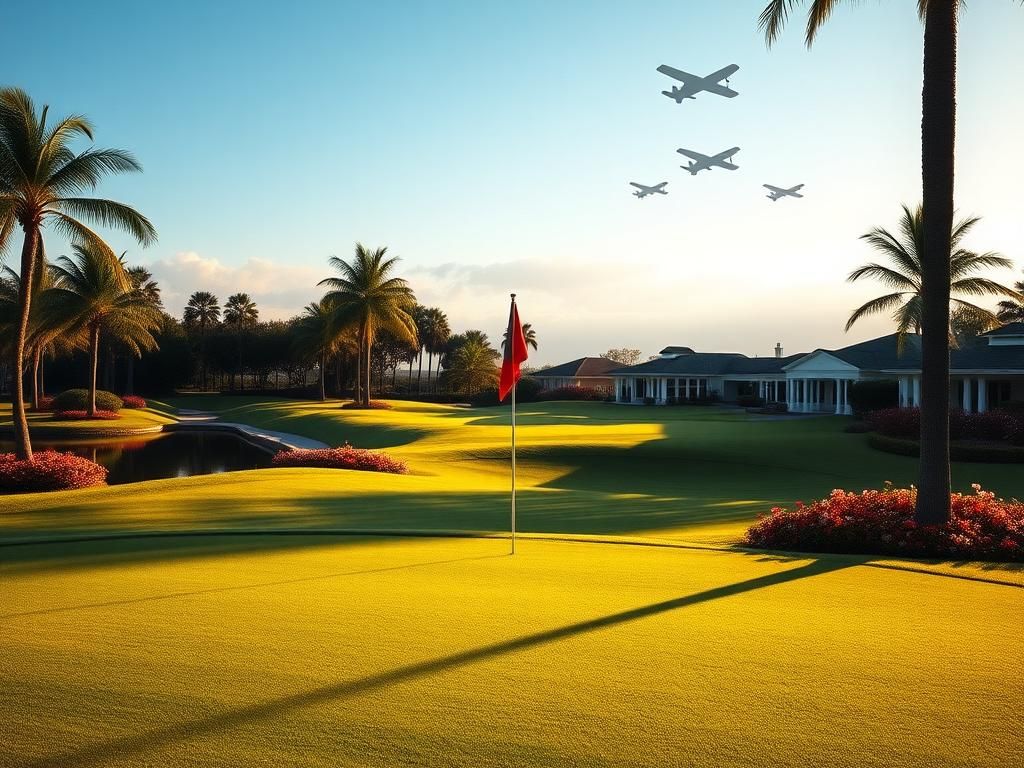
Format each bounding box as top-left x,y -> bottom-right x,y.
845,292 -> 908,331
950,276 -> 1021,299
53,197 -> 156,246
847,263 -> 918,290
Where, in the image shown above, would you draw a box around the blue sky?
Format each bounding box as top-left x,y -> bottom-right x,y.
6,1 -> 1024,364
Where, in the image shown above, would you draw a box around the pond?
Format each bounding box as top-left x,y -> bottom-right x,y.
0,430 -> 276,485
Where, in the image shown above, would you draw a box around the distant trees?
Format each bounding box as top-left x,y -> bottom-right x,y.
601,348 -> 641,366
846,205 -> 1018,349
0,87 -> 156,459
443,337 -> 499,395
40,244 -> 162,415
418,307 -> 451,393
224,292 -> 259,326
319,244 -> 418,406
997,273 -> 1024,324
503,322 -> 537,353
183,291 -> 220,389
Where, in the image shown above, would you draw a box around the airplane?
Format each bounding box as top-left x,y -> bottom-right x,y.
629,181 -> 668,198
657,63 -> 739,103
677,147 -> 740,175
763,183 -> 805,201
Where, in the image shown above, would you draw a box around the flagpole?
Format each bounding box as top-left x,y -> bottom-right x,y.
510,293 -> 517,556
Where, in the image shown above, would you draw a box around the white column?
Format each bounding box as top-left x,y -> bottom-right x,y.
898,377 -> 907,407
844,380 -> 854,416
834,380 -> 843,416
912,377 -> 921,408
962,378 -> 972,412
978,378 -> 988,413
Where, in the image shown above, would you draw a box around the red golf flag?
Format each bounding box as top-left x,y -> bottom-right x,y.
499,296 -> 529,402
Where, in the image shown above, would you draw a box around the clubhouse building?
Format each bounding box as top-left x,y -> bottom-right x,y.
590,325 -> 1024,414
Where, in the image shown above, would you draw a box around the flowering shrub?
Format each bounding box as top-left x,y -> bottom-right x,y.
0,451 -> 108,492
53,410 -> 122,421
746,484 -> 1024,561
341,400 -> 393,410
52,389 -> 123,413
120,395 -> 147,409
535,386 -> 608,402
868,407 -> 1024,444
272,443 -> 408,474
29,397 -> 54,412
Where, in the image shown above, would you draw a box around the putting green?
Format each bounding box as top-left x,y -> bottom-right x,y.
2,535 -> 1021,767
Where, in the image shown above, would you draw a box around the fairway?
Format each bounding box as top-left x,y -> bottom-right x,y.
3,535 -> 1022,768
3,401 -> 1023,766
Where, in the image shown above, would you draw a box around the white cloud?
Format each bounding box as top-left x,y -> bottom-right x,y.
148,251 -> 322,320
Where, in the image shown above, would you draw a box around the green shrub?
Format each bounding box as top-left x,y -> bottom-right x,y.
868,433 -> 1024,463
51,389 -> 123,413
848,380 -> 898,417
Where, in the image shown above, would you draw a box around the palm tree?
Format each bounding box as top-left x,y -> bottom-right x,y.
845,205 -> 1017,348
759,1 -> 971,524
40,243 -> 161,416
443,338 -> 499,396
503,322 -> 538,353
293,299 -> 352,401
183,291 -> 220,389
410,304 -> 428,393
996,273 -> 1024,324
224,292 -> 259,326
123,265 -> 162,394
0,88 -> 156,459
421,307 -> 451,393
319,244 -> 417,406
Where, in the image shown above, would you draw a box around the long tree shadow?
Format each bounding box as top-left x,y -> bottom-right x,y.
29,557 -> 849,768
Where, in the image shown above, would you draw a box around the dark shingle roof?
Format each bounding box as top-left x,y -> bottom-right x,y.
533,357 -> 622,378
795,332 -> 1024,372
983,322 -> 1024,337
611,353 -> 806,377
659,346 -> 695,355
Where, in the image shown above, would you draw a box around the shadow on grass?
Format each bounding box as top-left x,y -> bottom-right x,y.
28,557 -> 849,768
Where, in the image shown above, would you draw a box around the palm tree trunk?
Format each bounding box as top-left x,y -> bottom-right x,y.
10,227 -> 39,461
417,348 -> 424,394
319,354 -> 326,401
88,324 -> 101,417
427,351 -> 434,394
30,348 -> 41,411
363,332 -> 372,406
436,355 -> 442,393
408,357 -> 413,391
39,354 -> 45,400
915,3 -> 957,525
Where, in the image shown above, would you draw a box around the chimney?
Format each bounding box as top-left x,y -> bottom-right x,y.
774,342 -> 783,358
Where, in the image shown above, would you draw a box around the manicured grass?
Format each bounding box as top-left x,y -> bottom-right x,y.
0,403 -> 175,435
3,535 -> 1021,767
3,398 -> 1022,765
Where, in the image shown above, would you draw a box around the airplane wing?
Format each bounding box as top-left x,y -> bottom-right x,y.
717,161 -> 739,171
697,64 -> 739,97
791,184 -> 805,192
676,148 -> 708,162
629,182 -> 648,190
656,64 -> 697,84
763,184 -> 786,193
706,64 -> 739,82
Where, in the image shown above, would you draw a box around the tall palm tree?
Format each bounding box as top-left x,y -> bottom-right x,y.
224,292 -> 259,326
319,244 -> 417,406
845,205 -> 1017,348
410,304 -> 428,393
503,322 -> 538,353
996,272 -> 1024,324
443,338 -> 499,396
123,265 -> 162,394
40,243 -> 162,416
421,307 -> 451,393
293,299 -> 353,401
183,291 -> 220,389
758,1 -> 978,523
0,88 -> 156,459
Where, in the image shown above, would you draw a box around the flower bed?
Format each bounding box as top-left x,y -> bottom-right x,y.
745,484 -> 1024,561
535,386 -> 608,402
120,395 -> 147,409
272,444 -> 408,474
53,410 -> 122,421
341,401 -> 393,410
0,451 -> 108,492
29,396 -> 54,413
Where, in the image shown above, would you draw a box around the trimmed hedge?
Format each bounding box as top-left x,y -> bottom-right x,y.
535,386 -> 607,402
52,389 -> 123,413
470,377 -> 544,407
868,407 -> 1024,445
120,395 -> 147,409
746,484 -> 1024,561
29,397 -> 54,413
0,451 -> 108,492
341,400 -> 393,410
868,433 -> 1024,464
272,444 -> 407,474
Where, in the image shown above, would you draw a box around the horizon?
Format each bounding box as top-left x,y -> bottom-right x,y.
5,0 -> 1024,365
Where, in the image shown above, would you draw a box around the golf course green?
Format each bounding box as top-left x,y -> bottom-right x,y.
2,399 -> 1022,767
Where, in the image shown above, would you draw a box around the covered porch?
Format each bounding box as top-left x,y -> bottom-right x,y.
785,377 -> 855,415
